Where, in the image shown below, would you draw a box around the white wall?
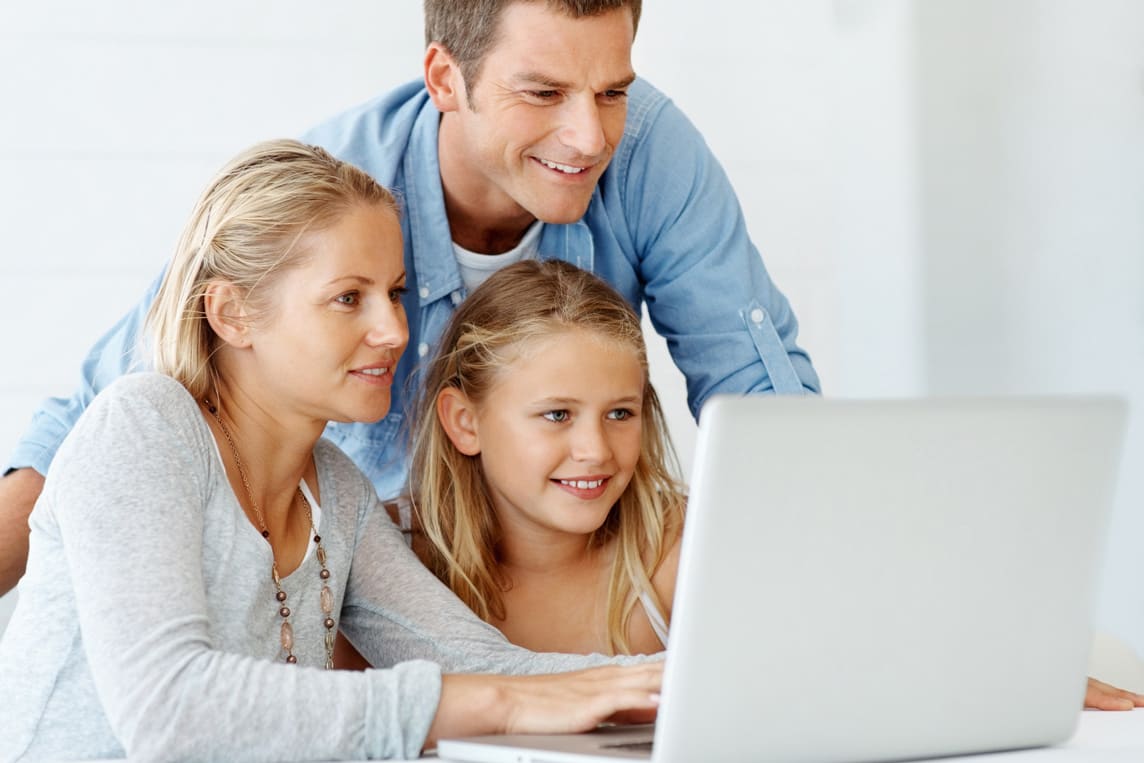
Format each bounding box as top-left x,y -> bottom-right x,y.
1,1 -> 1142,666
912,0 -> 1144,660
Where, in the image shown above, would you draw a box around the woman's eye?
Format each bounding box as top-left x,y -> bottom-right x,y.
608,408 -> 635,421
389,286 -> 409,304
335,292 -> 359,306
542,410 -> 570,423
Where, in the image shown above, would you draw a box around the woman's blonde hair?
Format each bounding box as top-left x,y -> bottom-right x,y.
145,139 -> 397,399
408,259 -> 685,654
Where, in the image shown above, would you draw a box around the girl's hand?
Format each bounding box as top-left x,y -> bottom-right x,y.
1084,676 -> 1144,710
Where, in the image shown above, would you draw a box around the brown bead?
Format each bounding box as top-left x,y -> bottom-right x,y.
319,569 -> 330,580
316,546 -> 327,566
279,606 -> 290,618
313,535 -> 321,543
276,590 -> 287,602
286,654 -> 297,664
324,617 -> 335,630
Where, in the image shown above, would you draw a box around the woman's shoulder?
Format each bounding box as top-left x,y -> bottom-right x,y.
79,372 -> 198,437
101,371 -> 189,403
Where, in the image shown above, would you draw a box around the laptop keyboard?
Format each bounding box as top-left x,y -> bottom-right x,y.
602,740 -> 654,753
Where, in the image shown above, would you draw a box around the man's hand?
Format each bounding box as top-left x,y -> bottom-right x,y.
1085,676 -> 1144,710
0,468 -> 44,595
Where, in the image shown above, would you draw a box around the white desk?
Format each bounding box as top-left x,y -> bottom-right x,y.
927,709 -> 1144,761
78,710 -> 1144,761
432,711 -> 1143,762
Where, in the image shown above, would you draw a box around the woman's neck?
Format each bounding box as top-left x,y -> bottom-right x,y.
204,377 -> 324,544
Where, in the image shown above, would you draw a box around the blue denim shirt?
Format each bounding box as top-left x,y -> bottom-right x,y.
9,78 -> 819,499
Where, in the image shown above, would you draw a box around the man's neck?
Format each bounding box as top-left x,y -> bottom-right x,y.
448,203 -> 536,254
437,112 -> 537,254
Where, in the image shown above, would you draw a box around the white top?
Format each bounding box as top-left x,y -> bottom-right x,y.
453,221 -> 543,293
639,591 -> 670,648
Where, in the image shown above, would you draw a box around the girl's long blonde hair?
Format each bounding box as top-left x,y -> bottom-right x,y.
145,139 -> 397,398
408,259 -> 686,654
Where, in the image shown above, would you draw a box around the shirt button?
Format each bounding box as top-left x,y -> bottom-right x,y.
450,291 -> 462,306
417,343 -> 429,357
419,286 -> 430,299
750,308 -> 766,325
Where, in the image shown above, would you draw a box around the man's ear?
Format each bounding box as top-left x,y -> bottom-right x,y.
436,387 -> 482,456
203,281 -> 251,348
424,42 -> 465,113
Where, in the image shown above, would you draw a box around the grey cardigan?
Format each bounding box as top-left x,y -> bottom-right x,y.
0,374 -> 627,761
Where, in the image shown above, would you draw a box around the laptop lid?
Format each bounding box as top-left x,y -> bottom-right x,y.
438,396 -> 1126,763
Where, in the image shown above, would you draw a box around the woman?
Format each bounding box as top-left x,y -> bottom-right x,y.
0,140 -> 659,761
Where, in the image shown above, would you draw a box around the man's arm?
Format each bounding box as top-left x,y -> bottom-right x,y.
0,468 -> 45,594
610,82 -> 820,415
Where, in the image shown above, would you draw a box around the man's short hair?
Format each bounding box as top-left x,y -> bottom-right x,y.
425,0 -> 641,90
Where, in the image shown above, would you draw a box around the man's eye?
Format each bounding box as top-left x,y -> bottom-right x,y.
601,89 -> 628,101
529,90 -> 560,101
542,410 -> 570,423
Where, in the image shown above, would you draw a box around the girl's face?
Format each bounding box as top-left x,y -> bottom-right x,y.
243,202 -> 409,425
465,327 -> 645,542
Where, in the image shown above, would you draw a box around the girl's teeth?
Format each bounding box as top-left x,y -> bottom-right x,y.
561,479 -> 603,489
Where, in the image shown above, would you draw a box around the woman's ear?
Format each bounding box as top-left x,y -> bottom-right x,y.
203,281 -> 251,348
424,42 -> 464,113
437,387 -> 481,456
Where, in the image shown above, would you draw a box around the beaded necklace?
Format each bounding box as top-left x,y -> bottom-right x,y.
204,399 -> 336,668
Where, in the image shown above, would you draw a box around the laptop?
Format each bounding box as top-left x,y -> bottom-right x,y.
437,396 -> 1127,763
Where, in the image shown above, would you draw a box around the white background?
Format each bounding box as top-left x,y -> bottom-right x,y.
1,1 -> 1141,666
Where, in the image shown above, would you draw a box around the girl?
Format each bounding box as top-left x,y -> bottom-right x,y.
0,141 -> 660,761
408,259 -> 687,656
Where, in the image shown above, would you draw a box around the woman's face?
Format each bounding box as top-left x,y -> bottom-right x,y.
244,202 -> 409,425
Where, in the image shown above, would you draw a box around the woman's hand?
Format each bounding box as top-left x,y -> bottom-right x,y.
426,662 -> 663,748
1084,676 -> 1144,710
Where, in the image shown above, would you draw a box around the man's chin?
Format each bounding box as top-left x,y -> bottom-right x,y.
527,200 -> 594,226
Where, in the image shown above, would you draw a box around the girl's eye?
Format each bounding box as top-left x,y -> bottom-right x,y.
389,286 -> 409,304
542,410 -> 570,423
608,408 -> 635,421
335,292 -> 359,306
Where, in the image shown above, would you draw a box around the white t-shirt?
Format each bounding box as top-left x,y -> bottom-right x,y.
453,220 -> 544,293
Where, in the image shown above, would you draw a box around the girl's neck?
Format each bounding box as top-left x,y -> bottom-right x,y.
496,523 -> 607,576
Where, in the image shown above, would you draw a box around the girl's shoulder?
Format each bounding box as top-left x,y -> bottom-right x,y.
650,522 -> 686,620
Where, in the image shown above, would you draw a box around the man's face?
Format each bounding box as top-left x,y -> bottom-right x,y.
438,3 -> 636,227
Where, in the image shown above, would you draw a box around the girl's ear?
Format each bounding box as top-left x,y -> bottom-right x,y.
204,281 -> 251,348
437,387 -> 481,456
424,42 -> 464,113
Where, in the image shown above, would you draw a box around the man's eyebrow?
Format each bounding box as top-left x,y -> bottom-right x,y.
513,72 -> 574,89
512,72 -> 637,91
